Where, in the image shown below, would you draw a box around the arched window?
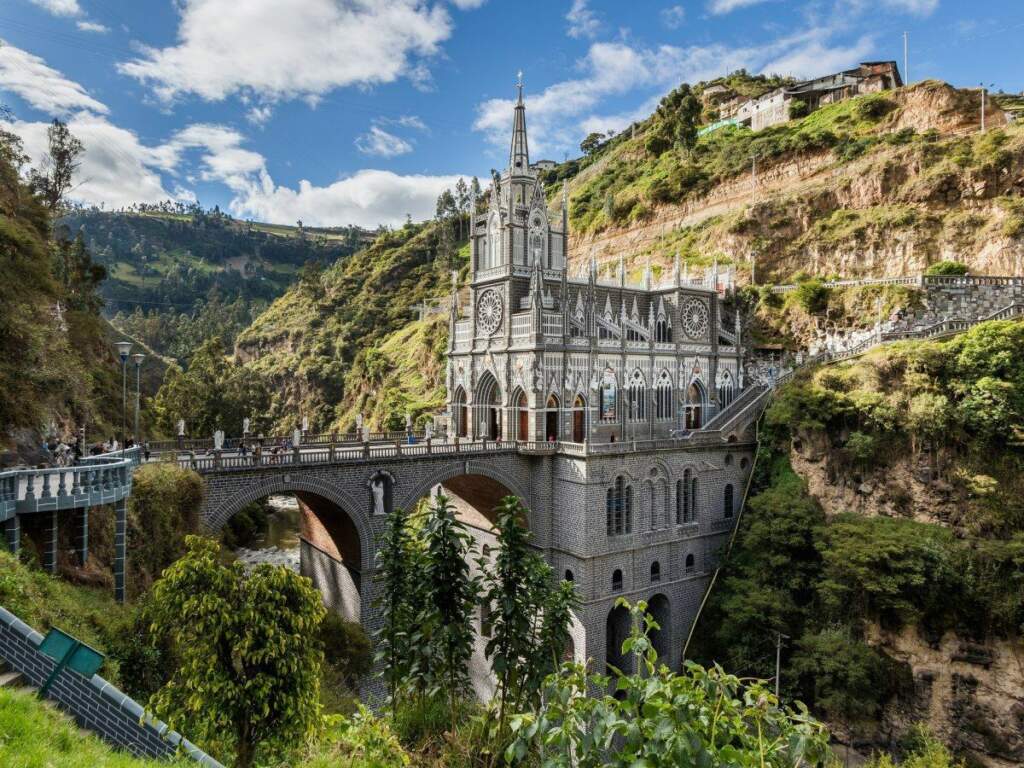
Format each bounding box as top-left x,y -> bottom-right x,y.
650,561 -> 661,582
606,476 -> 632,536
690,475 -> 698,520
655,317 -> 673,343
454,387 -> 468,438
718,370 -> 735,409
724,484 -> 734,518
647,483 -> 656,530
663,482 -> 670,529
740,457 -> 749,470
724,453 -> 733,466
655,370 -> 673,420
678,469 -> 693,523
685,380 -> 705,429
487,215 -> 501,269
482,544 -> 491,561
545,394 -> 560,442
612,569 -> 623,592
628,369 -> 646,422
685,553 -> 695,573
600,370 -> 617,422
564,569 -> 574,582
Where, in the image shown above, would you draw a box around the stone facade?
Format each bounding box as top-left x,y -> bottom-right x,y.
195,83 -> 762,687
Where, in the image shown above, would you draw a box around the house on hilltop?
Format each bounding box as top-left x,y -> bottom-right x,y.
721,61 -> 903,132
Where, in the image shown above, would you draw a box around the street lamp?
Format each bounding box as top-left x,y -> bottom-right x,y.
132,353 -> 145,445
115,341 -> 132,450
980,82 -> 994,133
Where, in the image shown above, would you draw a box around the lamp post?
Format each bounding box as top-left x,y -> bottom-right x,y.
115,341 -> 132,450
132,353 -> 145,445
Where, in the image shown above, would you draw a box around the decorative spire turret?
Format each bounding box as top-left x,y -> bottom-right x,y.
509,71 -> 530,174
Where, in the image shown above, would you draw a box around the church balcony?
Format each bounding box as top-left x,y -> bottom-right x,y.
626,340 -> 648,350
511,312 -> 531,340
654,342 -> 675,352
542,313 -> 563,336
474,265 -> 511,282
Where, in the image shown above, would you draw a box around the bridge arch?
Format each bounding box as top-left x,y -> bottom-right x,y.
396,460 -> 535,523
205,475 -> 374,623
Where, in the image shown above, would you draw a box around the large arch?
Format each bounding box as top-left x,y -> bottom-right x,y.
476,373 -> 502,441
205,475 -> 372,624
545,393 -> 560,442
648,593 -> 671,663
571,393 -> 587,443
606,603 -> 634,675
453,386 -> 469,438
685,379 -> 707,429
511,387 -> 529,441
396,460 -> 534,519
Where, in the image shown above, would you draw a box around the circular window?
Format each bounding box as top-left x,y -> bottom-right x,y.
681,298 -> 709,339
476,289 -> 503,336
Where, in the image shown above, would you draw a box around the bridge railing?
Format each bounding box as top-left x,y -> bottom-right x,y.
147,431 -> 426,454
0,448 -> 139,520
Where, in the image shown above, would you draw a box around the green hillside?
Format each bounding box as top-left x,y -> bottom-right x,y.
233,218 -> 465,433
62,207 -> 372,362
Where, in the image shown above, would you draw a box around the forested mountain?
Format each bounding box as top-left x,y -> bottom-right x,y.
62,207 -> 372,362
0,125 -> 135,460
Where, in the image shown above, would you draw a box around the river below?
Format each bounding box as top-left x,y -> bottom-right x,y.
232,494 -> 301,572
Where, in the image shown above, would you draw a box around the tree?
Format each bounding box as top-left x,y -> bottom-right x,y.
925,260 -> 969,276
454,177 -> 469,240
470,176 -> 483,213
579,131 -> 604,156
482,497 -> 578,744
420,493 -> 478,721
374,505 -> 416,712
29,119 -> 84,213
147,536 -> 325,768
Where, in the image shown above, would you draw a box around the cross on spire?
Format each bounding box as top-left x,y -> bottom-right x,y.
516,70 -> 524,104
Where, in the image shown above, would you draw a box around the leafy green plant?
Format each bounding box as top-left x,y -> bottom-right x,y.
507,599 -> 831,767
146,536 -> 325,768
924,260 -> 969,276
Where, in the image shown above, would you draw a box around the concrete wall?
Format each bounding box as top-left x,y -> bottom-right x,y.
0,605 -> 222,766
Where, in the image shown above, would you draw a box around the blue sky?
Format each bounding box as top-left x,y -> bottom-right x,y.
1,0 -> 1021,227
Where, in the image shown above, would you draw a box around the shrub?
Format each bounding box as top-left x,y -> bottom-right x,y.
844,431 -> 879,466
792,279 -> 831,314
924,260 -> 969,276
320,612 -> 372,688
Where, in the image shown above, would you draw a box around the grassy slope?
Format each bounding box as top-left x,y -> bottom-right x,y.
557,81 -> 1024,279
0,687 -> 171,768
235,221 -> 466,432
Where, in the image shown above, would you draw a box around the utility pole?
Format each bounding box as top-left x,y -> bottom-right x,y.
903,31 -> 909,84
751,152 -> 758,192
980,83 -> 993,133
774,631 -> 789,699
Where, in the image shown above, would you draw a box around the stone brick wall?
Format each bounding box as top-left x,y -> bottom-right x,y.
888,277 -> 1024,334
0,605 -> 222,766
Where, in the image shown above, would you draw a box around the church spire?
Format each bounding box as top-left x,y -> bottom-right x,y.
509,71 -> 530,174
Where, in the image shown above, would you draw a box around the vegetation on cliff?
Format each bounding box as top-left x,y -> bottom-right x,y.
0,124 -> 124,453
694,319 -> 1024,764
232,219 -> 466,433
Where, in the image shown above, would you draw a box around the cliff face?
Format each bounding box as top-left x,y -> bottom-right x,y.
563,82 -> 1024,281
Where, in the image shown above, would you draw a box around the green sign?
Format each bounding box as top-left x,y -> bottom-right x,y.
37,627 -> 105,698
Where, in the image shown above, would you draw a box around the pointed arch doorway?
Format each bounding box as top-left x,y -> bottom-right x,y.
477,374 -> 501,441
685,381 -> 706,430
571,394 -> 586,443
515,390 -> 529,441
545,394 -> 560,442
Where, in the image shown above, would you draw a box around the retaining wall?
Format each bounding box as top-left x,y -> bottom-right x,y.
0,605 -> 222,766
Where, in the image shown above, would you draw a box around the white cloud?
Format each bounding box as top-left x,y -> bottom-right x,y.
118,0 -> 453,104
879,0 -> 938,13
661,5 -> 686,29
76,21 -> 110,34
229,169 -> 468,228
0,40 -> 108,116
474,28 -> 880,158
355,125 -> 414,157
6,115 -> 176,207
760,35 -> 875,79
28,0 -> 82,17
448,0 -> 487,8
246,104 -> 273,126
566,0 -> 601,39
708,0 -> 770,14
388,114 -> 428,131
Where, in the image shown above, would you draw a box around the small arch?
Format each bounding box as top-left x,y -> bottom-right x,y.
512,388 -> 529,441
476,372 -> 502,441
724,453 -> 733,467
685,553 -> 695,573
571,394 -> 587,443
545,393 -> 560,442
453,386 -> 468,438
685,379 -> 706,429
611,569 -> 623,592
564,569 -> 574,582
647,593 -> 671,662
724,483 -> 734,518
655,369 -> 673,420
480,601 -> 493,638
628,369 -> 646,422
650,560 -> 661,582
606,603 -> 633,675
740,457 -> 750,470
